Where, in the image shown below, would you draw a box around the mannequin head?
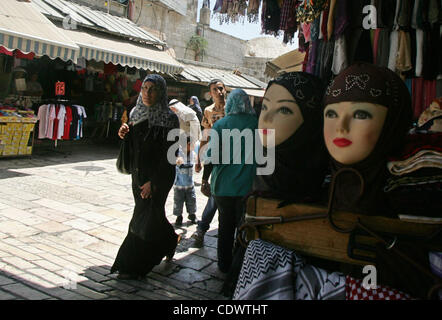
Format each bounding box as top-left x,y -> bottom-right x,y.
324,62 -> 412,166
324,101 -> 387,164
259,72 -> 325,148
260,83 -> 304,147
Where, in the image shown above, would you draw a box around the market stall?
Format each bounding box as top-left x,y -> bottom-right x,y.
212,1 -> 442,300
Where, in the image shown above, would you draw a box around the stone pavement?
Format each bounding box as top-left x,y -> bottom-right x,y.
0,139 -> 227,300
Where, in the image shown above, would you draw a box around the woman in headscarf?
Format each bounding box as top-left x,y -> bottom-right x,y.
253,72 -> 329,204
323,62 -> 413,216
188,96 -> 203,123
206,88 -> 258,273
111,74 -> 180,280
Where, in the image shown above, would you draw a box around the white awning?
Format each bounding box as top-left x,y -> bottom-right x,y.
62,28 -> 183,74
242,88 -> 265,98
0,0 -> 79,62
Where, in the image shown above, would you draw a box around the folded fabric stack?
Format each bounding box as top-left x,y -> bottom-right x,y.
385,129 -> 442,222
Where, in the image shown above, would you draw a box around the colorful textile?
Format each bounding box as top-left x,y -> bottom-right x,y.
388,133 -> 442,162
345,276 -> 413,300
387,150 -> 442,176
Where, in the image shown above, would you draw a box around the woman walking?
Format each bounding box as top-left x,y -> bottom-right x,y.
111,74 -> 180,280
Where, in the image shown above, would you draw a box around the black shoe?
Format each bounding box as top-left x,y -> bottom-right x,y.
188,214 -> 196,224
166,234 -> 182,262
175,216 -> 183,227
117,273 -> 141,280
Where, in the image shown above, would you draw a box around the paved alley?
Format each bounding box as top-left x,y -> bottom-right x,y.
0,139 -> 226,300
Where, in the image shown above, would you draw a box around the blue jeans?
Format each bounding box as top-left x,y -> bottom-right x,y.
197,195 -> 217,233
173,187 -> 197,216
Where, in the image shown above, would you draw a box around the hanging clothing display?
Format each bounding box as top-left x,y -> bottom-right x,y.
37,104 -> 87,141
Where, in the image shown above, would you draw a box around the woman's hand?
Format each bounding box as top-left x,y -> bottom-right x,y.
118,123 -> 130,139
176,157 -> 184,166
140,181 -> 152,199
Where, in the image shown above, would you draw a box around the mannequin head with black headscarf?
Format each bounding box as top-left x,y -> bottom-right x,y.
323,62 -> 413,216
254,72 -> 329,203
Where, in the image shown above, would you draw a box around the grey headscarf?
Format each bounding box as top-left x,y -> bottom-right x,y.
129,74 -> 176,128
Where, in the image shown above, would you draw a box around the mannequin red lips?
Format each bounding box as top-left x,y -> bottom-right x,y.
333,138 -> 352,147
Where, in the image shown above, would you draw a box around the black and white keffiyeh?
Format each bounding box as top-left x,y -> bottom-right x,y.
233,239 -> 304,300
233,239 -> 346,300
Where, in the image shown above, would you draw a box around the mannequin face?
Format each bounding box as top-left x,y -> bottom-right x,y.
323,101 -> 388,165
141,81 -> 159,106
259,84 -> 304,147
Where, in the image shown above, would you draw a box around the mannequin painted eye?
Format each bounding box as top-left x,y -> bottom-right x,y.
325,109 -> 338,118
278,107 -> 294,115
259,84 -> 304,147
354,110 -> 373,120
323,101 -> 388,165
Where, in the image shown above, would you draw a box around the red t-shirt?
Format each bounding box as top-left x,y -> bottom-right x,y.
52,106 -> 60,141
63,106 -> 73,140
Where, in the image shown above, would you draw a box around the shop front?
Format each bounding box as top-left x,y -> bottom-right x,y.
0,0 -> 183,155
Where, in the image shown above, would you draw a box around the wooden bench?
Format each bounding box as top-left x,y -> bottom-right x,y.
243,196 -> 442,266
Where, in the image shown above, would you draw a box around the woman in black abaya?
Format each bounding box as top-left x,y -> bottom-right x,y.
111,74 -> 180,279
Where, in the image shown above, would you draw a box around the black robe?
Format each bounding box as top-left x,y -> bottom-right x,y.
111,118 -> 179,277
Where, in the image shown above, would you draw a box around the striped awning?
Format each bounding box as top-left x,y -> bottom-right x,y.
63,28 -> 183,74
0,0 -> 79,62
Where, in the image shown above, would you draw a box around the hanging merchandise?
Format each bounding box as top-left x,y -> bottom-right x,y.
296,0 -> 329,23
247,0 -> 261,22
36,103 -> 87,143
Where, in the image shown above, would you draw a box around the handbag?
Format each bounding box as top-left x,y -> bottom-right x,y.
116,133 -> 132,174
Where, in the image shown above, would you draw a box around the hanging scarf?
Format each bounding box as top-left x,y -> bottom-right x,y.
296,0 -> 329,24
262,0 -> 281,36
324,62 -> 413,216
254,72 -> 329,202
129,74 -> 177,128
247,0 -> 261,22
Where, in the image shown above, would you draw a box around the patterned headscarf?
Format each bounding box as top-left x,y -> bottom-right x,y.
324,62 -> 413,167
225,88 -> 256,116
254,72 -> 328,202
129,74 -> 176,128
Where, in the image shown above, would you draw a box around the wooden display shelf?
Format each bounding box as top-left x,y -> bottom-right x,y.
245,196 -> 442,266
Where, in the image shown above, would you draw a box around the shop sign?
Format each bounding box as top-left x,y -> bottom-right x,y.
55,81 -> 65,96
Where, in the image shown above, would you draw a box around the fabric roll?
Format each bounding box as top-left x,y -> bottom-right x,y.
331,35 -> 348,75
388,30 -> 399,71
415,29 -> 424,77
